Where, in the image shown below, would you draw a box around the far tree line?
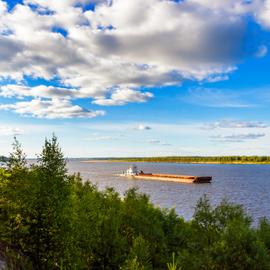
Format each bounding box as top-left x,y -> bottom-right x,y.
105,155 -> 270,164
2,155 -> 270,164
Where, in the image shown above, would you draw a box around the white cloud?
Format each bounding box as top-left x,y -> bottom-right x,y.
202,120 -> 267,130
93,88 -> 153,106
0,84 -> 78,99
0,1 -> 7,15
1,120 -> 269,157
91,1 -> 245,75
135,124 -> 152,131
0,126 -> 23,136
256,0 -> 270,29
0,98 -> 105,119
0,0 -> 269,118
212,133 -> 266,143
85,135 -> 114,141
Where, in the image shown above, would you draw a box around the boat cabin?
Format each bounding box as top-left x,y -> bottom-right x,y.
125,165 -> 139,176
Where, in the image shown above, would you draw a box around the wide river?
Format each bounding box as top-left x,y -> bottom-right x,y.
67,160 -> 270,223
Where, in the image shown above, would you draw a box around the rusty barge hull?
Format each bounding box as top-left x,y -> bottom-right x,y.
132,173 -> 212,184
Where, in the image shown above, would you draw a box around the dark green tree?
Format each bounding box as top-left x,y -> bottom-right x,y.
28,135 -> 73,269
1,136 -> 29,249
7,136 -> 26,170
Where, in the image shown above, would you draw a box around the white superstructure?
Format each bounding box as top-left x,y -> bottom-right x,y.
121,165 -> 139,176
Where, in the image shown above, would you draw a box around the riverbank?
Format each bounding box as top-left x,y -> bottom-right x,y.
82,159 -> 270,165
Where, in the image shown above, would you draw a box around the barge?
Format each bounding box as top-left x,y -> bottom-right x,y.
120,165 -> 212,184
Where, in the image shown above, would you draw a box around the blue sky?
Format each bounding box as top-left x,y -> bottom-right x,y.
1,0 -> 270,157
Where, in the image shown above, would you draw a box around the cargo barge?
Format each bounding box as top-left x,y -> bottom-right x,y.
120,165 -> 212,184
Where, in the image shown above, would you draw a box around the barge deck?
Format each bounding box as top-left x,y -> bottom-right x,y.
133,173 -> 212,183
120,165 -> 212,184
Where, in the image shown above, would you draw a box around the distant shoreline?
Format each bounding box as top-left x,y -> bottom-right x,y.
82,159 -> 270,165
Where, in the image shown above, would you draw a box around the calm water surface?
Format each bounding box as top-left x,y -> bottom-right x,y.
67,161 -> 270,223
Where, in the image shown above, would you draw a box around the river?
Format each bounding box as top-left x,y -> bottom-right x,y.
67,160 -> 270,223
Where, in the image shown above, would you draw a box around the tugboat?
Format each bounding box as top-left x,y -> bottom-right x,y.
121,165 -> 140,176
120,165 -> 212,184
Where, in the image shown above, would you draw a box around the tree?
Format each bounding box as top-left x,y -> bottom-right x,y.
28,134 -> 73,269
7,136 -> 26,170
122,235 -> 152,270
1,137 -> 28,249
38,134 -> 67,178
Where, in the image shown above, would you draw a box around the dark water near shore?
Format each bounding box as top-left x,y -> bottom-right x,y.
67,161 -> 270,223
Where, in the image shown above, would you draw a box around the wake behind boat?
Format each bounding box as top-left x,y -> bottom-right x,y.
119,165 -> 212,184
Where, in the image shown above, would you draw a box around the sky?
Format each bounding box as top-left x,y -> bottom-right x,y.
1,0 -> 270,157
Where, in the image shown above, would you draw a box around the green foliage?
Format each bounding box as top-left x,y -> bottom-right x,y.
258,218 -> 270,250
38,134 -> 67,178
167,253 -> 181,270
7,137 -> 26,170
209,220 -> 270,270
107,156 -> 270,164
176,197 -> 270,270
28,135 -> 73,269
1,136 -> 270,269
122,235 -> 152,270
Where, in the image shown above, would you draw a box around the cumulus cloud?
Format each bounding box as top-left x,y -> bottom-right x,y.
0,98 -> 105,119
202,120 -> 267,130
256,0 -> 270,29
0,84 -> 78,99
212,133 -> 265,143
85,135 -> 114,141
93,88 -> 153,106
0,1 -> 7,14
0,0 -> 269,118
